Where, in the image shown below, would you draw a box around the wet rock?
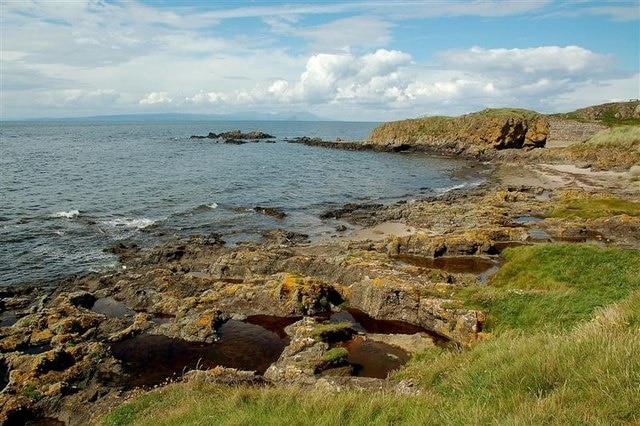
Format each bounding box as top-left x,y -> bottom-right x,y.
103,242 -> 140,262
263,317 -> 329,385
347,277 -> 483,345
262,229 -> 309,246
255,206 -> 287,220
106,313 -> 153,342
319,203 -> 384,224
365,333 -> 435,354
153,308 -> 229,343
68,291 -> 96,310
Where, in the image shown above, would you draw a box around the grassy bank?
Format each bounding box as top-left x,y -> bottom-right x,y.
104,244 -> 640,425
564,126 -> 640,170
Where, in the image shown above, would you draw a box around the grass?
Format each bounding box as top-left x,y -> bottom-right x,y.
103,244 -> 640,425
564,126 -> 640,170
321,348 -> 349,365
457,244 -> 640,333
545,196 -> 640,219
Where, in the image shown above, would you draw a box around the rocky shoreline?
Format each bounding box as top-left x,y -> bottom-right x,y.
1,110 -> 639,425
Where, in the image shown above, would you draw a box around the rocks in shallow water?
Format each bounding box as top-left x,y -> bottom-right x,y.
154,308 -> 229,344
319,203 -> 384,225
261,229 -> 309,246
190,130 -> 275,141
255,206 -> 287,220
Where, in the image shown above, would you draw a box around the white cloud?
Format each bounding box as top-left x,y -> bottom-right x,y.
139,92 -> 173,105
299,16 -> 393,52
439,46 -> 611,76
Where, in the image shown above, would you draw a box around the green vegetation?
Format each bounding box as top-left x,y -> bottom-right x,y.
545,195 -> 640,219
457,244 -> 640,333
22,384 -> 42,401
104,244 -> 640,425
321,348 -> 349,365
564,126 -> 640,170
555,100 -> 640,126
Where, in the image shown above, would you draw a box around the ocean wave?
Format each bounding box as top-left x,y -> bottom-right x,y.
207,202 -> 218,209
435,183 -> 466,194
52,210 -> 80,219
103,218 -> 155,229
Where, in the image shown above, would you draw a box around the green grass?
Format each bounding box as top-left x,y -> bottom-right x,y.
322,347 -> 349,364
457,244 -> 640,333
563,126 -> 640,170
545,196 -> 640,219
103,244 -> 640,425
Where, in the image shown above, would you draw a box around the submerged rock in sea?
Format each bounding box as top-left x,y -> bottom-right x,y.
254,206 -> 287,220
190,130 -> 275,141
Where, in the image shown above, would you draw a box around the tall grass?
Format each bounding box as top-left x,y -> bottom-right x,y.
565,126 -> 640,170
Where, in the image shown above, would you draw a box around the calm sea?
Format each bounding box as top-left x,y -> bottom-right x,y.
0,121 -> 488,286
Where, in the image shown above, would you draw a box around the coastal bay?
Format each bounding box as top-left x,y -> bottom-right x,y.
1,103 -> 639,424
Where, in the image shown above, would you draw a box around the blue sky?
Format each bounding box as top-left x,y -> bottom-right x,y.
2,0 -> 639,120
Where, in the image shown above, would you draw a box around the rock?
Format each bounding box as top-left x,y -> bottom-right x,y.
182,367 -> 265,386
255,206 -> 287,220
68,291 -> 96,309
263,317 -> 329,385
365,333 -> 435,354
153,308 -> 228,343
261,229 -> 309,246
369,108 -> 550,157
190,130 -> 275,140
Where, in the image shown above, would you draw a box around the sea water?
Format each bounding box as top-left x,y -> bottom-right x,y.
0,121 -> 487,286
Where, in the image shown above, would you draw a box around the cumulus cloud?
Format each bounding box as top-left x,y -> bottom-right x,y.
139,92 -> 173,105
439,46 -> 611,76
272,49 -> 413,103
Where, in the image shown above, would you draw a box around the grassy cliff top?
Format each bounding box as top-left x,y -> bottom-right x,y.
369,107 -> 548,148
553,100 -> 640,126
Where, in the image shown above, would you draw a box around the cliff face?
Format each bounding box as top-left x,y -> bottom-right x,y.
369,109 -> 550,157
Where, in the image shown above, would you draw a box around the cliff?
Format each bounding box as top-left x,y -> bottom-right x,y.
369,108 -> 550,157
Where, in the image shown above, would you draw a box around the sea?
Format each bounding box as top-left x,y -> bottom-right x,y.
0,121 -> 489,287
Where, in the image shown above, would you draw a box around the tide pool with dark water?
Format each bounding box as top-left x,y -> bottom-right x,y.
1,121 -> 488,286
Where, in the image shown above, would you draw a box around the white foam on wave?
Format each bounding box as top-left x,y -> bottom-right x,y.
435,183 -> 466,194
103,217 -> 155,229
207,202 -> 218,209
52,210 -> 80,219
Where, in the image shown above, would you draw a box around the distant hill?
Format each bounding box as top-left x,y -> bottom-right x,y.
24,111 -> 328,122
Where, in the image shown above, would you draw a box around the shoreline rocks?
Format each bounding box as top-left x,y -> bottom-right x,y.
190,130 -> 275,141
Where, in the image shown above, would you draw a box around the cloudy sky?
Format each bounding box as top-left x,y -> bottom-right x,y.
2,0 -> 639,121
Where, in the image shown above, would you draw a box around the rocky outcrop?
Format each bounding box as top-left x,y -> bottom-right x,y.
561,100 -> 640,123
369,108 -> 550,157
190,130 -> 275,141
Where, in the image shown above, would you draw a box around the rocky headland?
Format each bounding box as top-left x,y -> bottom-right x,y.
1,101 -> 639,425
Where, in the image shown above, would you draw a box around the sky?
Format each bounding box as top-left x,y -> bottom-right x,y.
1,0 -> 639,121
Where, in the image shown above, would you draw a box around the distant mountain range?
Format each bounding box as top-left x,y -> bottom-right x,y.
24,111 -> 329,122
